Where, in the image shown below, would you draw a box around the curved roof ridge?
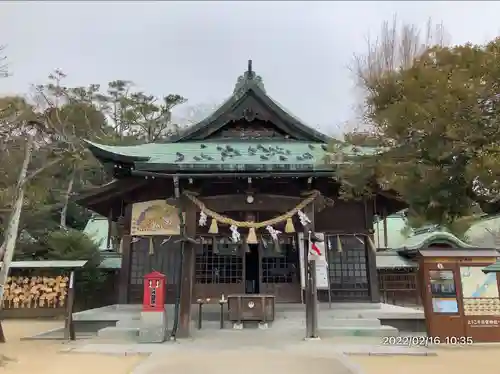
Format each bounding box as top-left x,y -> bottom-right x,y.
398,230 -> 473,250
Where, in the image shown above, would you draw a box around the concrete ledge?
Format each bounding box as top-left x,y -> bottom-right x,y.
320,326 -> 398,338
97,327 -> 139,341
338,345 -> 436,356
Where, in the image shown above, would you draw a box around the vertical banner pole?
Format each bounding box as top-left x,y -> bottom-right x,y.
324,235 -> 333,309
310,256 -> 318,338
304,231 -> 312,339
64,270 -> 76,341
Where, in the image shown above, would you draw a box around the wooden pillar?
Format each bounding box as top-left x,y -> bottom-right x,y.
118,235 -> 132,304
365,198 -> 380,303
304,202 -> 316,338
302,203 -> 315,303
366,240 -> 380,303
106,209 -> 113,250
178,199 -> 197,338
382,207 -> 388,248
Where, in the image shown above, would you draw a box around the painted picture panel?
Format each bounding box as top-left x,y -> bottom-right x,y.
131,200 -> 181,236
460,266 -> 498,298
432,298 -> 459,313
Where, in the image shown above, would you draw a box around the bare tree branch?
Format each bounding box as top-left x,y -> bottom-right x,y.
0,45 -> 8,78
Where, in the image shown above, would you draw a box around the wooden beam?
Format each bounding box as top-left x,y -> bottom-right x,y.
178,199 -> 197,338
200,194 -> 301,212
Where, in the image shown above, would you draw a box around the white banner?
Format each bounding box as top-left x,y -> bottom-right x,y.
298,232 -> 329,290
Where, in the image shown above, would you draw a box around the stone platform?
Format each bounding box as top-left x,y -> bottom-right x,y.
65,302 -> 425,343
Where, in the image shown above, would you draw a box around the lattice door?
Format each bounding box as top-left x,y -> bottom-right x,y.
326,235 -> 370,301
194,236 -> 244,300
260,235 -> 301,302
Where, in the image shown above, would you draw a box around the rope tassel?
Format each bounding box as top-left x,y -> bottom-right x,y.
285,218 -> 295,233
183,190 -> 321,229
208,218 -> 218,234
247,227 -> 258,244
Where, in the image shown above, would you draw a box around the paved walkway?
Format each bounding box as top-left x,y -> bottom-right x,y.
64,329 -> 433,374
136,348 -> 356,374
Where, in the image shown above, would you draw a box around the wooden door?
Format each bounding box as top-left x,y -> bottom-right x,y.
423,262 -> 466,339
259,235 -> 301,302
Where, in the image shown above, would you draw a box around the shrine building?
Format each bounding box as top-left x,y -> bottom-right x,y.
75,61 -> 405,337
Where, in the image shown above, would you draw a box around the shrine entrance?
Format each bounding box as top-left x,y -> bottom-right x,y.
260,235 -> 301,303
245,244 -> 260,294
193,234 -> 301,303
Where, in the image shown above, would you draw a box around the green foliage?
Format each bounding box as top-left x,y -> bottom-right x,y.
44,229 -> 108,308
45,229 -> 101,263
337,37 -> 500,227
1,70 -> 191,257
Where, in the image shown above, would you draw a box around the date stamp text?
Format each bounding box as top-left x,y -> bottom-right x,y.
381,336 -> 474,347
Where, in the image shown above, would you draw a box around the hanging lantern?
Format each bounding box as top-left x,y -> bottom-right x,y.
247,227 -> 258,244
208,218 -> 219,234
336,235 -> 343,253
148,237 -> 155,255
285,218 -> 295,233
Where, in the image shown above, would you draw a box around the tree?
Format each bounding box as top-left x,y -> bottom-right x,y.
94,80 -> 187,143
175,101 -> 220,126
0,45 -> 8,78
337,17 -> 500,228
0,76 -> 96,325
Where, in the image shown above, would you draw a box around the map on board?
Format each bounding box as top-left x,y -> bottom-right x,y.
460,266 -> 499,298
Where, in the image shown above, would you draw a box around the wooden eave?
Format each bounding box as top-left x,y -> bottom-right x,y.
84,140 -> 150,164
73,178 -> 147,207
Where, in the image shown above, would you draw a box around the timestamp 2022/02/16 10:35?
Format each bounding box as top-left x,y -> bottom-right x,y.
381,336 -> 474,347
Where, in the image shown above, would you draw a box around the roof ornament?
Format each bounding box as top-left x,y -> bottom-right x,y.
247,59 -> 254,79
233,60 -> 266,100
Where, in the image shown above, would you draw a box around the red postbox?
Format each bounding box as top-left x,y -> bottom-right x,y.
143,271 -> 166,312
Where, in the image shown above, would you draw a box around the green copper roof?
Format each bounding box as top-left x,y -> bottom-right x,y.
83,215 -> 122,269
86,140 -> 342,172
483,261 -> 500,273
83,215 -> 109,251
376,252 -> 416,269
398,230 -> 473,250
373,214 -> 409,249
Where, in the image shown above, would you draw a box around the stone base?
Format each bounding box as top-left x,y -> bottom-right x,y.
138,310 -> 167,343
233,322 -> 243,330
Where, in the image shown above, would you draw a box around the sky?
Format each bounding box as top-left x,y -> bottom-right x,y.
1,1 -> 500,134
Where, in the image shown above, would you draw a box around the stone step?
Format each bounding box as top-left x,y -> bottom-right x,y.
116,319 -> 141,328
323,318 -> 381,327
320,325 -> 398,338
280,317 -> 381,328
97,326 -> 139,341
